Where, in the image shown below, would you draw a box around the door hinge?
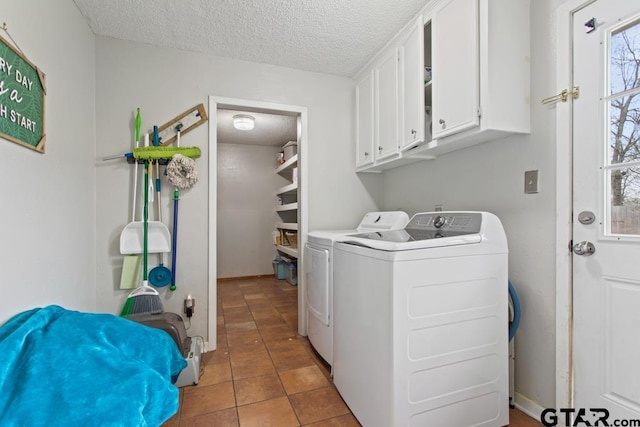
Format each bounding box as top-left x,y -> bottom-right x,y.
568,239 -> 573,253
477,107 -> 482,118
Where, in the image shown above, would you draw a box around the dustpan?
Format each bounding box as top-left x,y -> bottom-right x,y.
120,159 -> 171,254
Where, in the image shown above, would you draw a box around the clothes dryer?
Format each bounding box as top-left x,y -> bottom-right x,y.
304,211 -> 409,366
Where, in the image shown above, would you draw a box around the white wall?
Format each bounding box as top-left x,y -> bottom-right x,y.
217,143 -> 285,278
380,0 -> 559,409
0,0 -> 96,323
94,37 -> 381,339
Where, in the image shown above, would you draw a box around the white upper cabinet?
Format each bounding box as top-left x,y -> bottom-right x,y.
374,48 -> 400,161
427,0 -> 530,155
355,70 -> 375,168
399,16 -> 426,151
354,0 -> 530,172
431,0 -> 479,139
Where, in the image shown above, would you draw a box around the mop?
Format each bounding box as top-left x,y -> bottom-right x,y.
165,125 -> 199,292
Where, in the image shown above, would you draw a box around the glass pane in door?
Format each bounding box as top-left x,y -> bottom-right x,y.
609,167 -> 640,234
606,18 -> 640,235
610,19 -> 640,95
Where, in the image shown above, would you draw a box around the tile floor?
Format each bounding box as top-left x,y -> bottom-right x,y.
163,276 -> 542,427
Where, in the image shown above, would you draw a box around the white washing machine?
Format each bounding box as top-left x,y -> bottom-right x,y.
333,212 -> 509,427
304,211 -> 409,366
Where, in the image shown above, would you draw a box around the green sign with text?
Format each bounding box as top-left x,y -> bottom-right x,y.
0,35 -> 46,153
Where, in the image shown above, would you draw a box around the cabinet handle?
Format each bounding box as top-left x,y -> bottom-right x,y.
378,146 -> 383,152
411,129 -> 416,135
439,118 -> 446,129
364,151 -> 369,156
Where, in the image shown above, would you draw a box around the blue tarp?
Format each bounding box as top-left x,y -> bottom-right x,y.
0,305 -> 187,426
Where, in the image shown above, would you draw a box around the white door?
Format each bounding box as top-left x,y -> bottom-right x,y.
573,0 -> 640,422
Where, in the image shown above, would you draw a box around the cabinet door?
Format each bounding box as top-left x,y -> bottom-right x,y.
375,48 -> 400,161
399,16 -> 425,151
355,70 -> 375,168
432,0 -> 479,139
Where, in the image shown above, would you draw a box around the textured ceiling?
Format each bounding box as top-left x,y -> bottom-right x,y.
72,0 -> 427,77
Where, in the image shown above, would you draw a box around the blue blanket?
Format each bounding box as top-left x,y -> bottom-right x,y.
0,305 -> 187,426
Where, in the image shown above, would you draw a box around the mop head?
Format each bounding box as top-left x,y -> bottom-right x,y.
133,146 -> 201,160
167,154 -> 198,190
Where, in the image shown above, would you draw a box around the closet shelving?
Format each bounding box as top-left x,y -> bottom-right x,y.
276,182 -> 298,196
275,202 -> 298,212
276,154 -> 297,174
275,147 -> 298,258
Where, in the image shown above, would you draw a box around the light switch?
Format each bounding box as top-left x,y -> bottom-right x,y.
525,170 -> 539,194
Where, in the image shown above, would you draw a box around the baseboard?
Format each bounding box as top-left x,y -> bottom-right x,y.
514,392 -> 545,423
217,274 -> 275,282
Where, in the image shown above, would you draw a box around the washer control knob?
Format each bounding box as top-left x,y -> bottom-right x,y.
433,215 -> 446,228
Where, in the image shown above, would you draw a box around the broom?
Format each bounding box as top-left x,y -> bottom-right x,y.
120,160 -> 164,316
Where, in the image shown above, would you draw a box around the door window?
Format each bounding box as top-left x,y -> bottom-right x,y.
607,18 -> 640,235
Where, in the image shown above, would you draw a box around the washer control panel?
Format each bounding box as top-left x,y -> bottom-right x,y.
406,212 -> 482,234
349,212 -> 483,243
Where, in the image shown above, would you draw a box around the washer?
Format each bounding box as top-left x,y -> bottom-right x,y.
333,212 -> 509,427
304,211 -> 409,366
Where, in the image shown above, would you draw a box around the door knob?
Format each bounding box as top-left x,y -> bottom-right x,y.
573,241 -> 595,256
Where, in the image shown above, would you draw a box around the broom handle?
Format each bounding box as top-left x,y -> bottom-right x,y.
143,161 -> 149,281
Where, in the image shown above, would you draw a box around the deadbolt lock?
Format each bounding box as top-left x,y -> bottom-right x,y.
578,211 -> 596,225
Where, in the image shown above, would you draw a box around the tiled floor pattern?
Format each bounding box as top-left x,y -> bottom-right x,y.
164,276 -> 542,427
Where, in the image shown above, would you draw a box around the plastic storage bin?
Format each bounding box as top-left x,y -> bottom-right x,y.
286,262 -> 298,286
273,259 -> 287,280
283,141 -> 297,161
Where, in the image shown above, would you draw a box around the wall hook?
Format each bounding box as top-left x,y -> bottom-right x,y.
585,17 -> 596,34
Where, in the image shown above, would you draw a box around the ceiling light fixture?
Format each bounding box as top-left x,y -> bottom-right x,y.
233,114 -> 255,131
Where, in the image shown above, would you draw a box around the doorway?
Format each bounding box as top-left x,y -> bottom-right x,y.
207,96 -> 309,351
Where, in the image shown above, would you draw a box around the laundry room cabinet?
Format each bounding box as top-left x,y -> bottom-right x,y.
355,17 -> 434,173
374,48 -> 401,161
399,15 -> 426,152
426,0 -> 530,155
355,0 -> 530,172
430,0 -> 479,140
355,48 -> 402,168
275,144 -> 298,259
355,70 -> 374,168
